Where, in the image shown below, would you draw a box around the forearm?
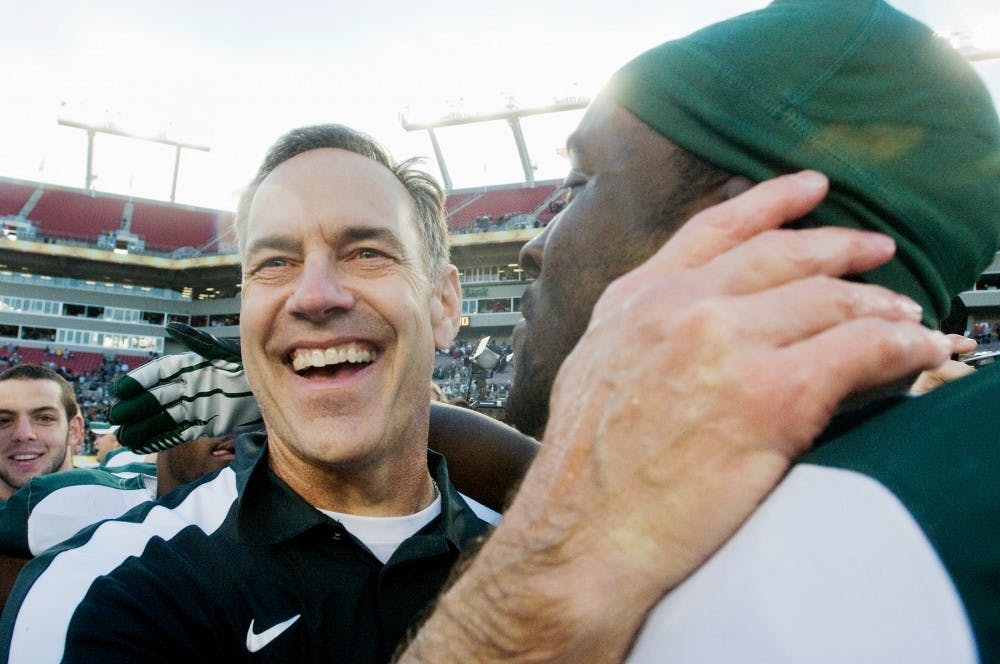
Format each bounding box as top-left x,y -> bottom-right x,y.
428,402 -> 539,512
400,439 -> 673,663
401,515 -> 650,663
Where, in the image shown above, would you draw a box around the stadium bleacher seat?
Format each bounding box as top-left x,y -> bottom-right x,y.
0,181 -> 38,218
130,202 -> 230,253
445,184 -> 560,231
28,189 -> 123,243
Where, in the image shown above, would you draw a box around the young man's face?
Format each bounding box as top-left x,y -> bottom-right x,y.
93,432 -> 119,463
239,148 -> 459,505
0,379 -> 81,497
507,98 -> 725,437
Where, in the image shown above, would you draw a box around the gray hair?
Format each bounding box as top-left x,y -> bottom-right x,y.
234,124 -> 450,278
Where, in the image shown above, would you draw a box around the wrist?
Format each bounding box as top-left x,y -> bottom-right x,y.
403,501 -> 657,663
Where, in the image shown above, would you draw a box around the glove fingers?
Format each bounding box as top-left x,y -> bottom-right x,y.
114,353 -> 217,401
163,394 -> 263,436
117,411 -> 181,450
109,392 -> 168,427
167,322 -> 242,363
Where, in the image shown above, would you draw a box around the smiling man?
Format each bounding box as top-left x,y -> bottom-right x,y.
0,125 -> 498,663
0,365 -> 79,500
237,141 -> 453,516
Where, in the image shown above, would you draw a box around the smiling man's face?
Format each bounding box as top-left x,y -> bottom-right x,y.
0,378 -> 80,498
239,148 -> 460,507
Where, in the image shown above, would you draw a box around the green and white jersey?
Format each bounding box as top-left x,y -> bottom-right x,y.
101,447 -> 150,468
0,465 -> 156,557
0,435 -> 497,663
629,363 -> 1000,663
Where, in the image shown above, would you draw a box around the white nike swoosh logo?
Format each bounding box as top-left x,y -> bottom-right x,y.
245,614 -> 301,652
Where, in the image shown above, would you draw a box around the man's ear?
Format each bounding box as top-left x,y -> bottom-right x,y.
67,414 -> 84,460
430,265 -> 462,349
681,176 -> 756,223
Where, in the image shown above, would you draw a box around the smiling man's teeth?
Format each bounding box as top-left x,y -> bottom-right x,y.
291,345 -> 376,372
12,454 -> 39,461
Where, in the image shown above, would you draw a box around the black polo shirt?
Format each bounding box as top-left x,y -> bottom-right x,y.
1,433 -> 495,663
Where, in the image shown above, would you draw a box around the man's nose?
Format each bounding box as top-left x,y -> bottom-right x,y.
10,418 -> 36,443
518,220 -> 553,279
286,257 -> 357,320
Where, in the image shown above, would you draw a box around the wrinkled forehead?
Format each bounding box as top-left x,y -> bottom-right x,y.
245,148 -> 421,247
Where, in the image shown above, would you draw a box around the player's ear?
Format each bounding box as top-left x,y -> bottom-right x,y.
430,265 -> 462,349
67,414 -> 85,455
682,176 -> 756,221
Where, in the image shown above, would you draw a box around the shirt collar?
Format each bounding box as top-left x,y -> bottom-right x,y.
232,432 -> 490,550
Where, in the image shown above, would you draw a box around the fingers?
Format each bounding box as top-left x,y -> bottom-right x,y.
167,323 -> 242,363
713,276 -> 925,347
786,317 -> 952,421
654,170 -> 830,272
946,333 -> 977,356
696,227 -> 897,296
112,352 -> 206,399
909,359 -> 976,395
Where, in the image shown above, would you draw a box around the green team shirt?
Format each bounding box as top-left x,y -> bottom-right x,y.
0,465 -> 156,557
1,435 -> 497,663
629,362 -> 1000,663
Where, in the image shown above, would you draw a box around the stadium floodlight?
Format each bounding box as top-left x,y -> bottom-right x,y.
57,111 -> 210,203
400,98 -> 588,191
471,336 -> 501,371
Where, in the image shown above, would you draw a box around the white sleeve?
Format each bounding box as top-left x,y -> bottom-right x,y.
627,464 -> 976,664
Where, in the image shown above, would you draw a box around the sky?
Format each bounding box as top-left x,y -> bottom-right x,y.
2,0 -> 999,211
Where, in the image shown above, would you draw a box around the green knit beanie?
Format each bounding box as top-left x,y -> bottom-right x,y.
609,0 -> 1000,327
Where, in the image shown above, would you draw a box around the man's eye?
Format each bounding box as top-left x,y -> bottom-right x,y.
356,248 -> 388,260
250,257 -> 289,274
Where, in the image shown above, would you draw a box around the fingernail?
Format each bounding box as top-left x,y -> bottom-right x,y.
794,170 -> 827,191
868,233 -> 896,255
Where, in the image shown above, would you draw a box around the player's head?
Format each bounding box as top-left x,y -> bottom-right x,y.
0,364 -> 82,497
90,422 -> 121,464
236,125 -> 463,508
507,0 -> 1000,437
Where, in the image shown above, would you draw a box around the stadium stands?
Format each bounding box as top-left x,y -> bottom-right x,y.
115,354 -> 154,370
25,188 -> 124,243
7,348 -> 106,375
0,181 -> 37,218
130,201 -> 230,253
445,184 -> 561,230
3,175 -> 556,249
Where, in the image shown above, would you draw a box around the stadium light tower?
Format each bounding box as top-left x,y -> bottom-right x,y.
400,97 -> 588,192
57,115 -> 210,202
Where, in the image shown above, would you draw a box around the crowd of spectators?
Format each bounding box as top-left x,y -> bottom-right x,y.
454,213 -> 547,235
970,321 -> 1000,346
433,339 -> 513,403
